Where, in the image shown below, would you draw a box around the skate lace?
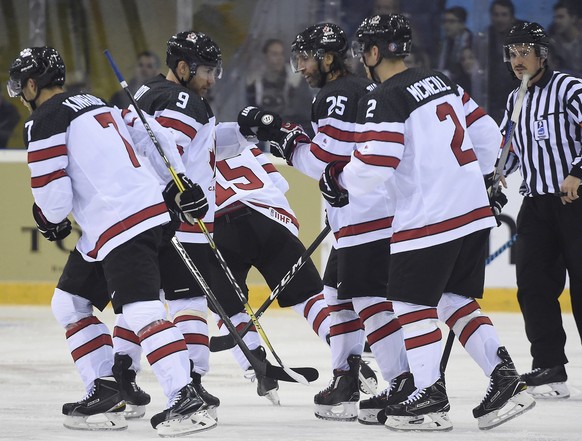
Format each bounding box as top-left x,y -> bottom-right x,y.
524,367 -> 542,376
167,389 -> 184,409
80,383 -> 97,402
401,387 -> 425,405
244,369 -> 257,383
479,378 -> 495,405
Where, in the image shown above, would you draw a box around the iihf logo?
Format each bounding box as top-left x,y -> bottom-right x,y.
534,119 -> 549,141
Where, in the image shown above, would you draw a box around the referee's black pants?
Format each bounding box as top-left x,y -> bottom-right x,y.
515,195 -> 582,369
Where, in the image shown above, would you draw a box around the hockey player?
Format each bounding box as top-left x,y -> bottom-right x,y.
324,14 -> 535,431
210,144 -> 331,405
8,46 -> 216,436
248,23 -> 412,422
132,31 -> 278,416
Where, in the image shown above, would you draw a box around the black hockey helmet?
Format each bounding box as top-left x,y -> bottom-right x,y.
352,14 -> 412,59
290,23 -> 348,73
7,46 -> 65,98
166,31 -> 222,84
503,22 -> 549,61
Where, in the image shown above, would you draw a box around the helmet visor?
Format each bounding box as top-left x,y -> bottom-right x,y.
503,43 -> 548,62
351,41 -> 367,58
290,50 -> 315,73
195,61 -> 223,80
6,77 -> 23,98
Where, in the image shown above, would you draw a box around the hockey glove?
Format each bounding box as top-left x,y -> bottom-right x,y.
32,203 -> 72,242
163,174 -> 208,225
269,122 -> 311,164
237,106 -> 282,141
319,161 -> 349,208
489,188 -> 508,226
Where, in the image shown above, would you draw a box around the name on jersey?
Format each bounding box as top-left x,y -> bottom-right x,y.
62,94 -> 106,112
406,76 -> 451,103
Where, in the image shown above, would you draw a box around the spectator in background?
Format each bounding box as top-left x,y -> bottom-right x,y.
246,38 -> 313,144
109,51 -> 161,108
549,1 -> 582,78
459,47 -> 480,94
0,84 -> 20,148
487,0 -> 523,124
436,6 -> 472,87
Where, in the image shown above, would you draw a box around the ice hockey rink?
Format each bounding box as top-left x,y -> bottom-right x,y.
1,306 -> 580,441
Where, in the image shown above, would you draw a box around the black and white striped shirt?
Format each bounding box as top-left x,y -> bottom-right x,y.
503,69 -> 582,196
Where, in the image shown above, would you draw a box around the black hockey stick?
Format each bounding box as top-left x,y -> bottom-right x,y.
439,233 -> 519,376
170,237 -> 318,383
209,224 -> 332,352
104,50 -> 318,384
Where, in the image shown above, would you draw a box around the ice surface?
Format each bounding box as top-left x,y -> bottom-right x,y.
1,306 -> 580,440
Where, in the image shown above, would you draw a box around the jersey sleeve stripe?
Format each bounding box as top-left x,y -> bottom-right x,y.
31,169 -> 67,188
250,147 -> 262,157
334,216 -> 393,240
157,116 -> 197,140
354,130 -> 404,144
391,206 -> 492,244
311,142 -> 351,163
87,202 -> 168,259
319,124 -> 357,142
28,145 -> 67,163
462,91 -> 470,104
354,150 -> 400,168
466,107 -> 487,127
262,163 -> 277,174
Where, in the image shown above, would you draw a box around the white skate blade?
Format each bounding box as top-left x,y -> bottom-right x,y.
156,410 -> 217,438
203,405 -> 218,420
63,412 -> 128,431
358,372 -> 377,395
477,390 -> 536,430
527,382 -> 570,399
314,402 -> 358,421
357,408 -> 383,425
123,404 -> 146,419
263,389 -> 281,406
384,411 -> 453,432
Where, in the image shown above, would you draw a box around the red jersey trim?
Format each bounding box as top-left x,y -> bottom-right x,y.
466,107 -> 487,127
28,145 -> 67,163
262,163 -> 277,174
157,116 -> 197,140
391,206 -> 493,244
462,91 -> 470,105
310,142 -> 351,163
87,202 -> 168,259
248,201 -> 300,230
334,216 -> 393,240
354,149 -> 400,168
354,130 -> 404,144
178,221 -> 214,234
31,169 -> 68,188
319,124 -> 357,142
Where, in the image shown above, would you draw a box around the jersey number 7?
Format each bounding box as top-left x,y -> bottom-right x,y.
94,112 -> 141,168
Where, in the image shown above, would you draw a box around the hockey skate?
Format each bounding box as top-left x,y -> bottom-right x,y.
62,377 -> 127,431
245,346 -> 280,405
112,353 -> 151,419
383,378 -> 453,432
358,360 -> 378,395
150,384 -> 217,437
473,346 -> 536,430
358,372 -> 415,425
520,365 -> 569,399
314,354 -> 361,421
191,372 -> 220,419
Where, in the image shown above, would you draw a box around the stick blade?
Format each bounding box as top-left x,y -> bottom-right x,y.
209,334 -> 236,352
265,365 -> 319,383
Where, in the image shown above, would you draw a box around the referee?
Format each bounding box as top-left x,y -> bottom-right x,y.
502,22 -> 582,400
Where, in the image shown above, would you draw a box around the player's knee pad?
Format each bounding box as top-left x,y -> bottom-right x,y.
167,297 -> 208,321
122,300 -> 167,335
51,288 -> 93,328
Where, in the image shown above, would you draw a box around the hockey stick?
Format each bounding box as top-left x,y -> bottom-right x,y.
440,233 -> 519,376
209,224 -> 332,352
104,50 -> 317,385
490,73 -> 530,196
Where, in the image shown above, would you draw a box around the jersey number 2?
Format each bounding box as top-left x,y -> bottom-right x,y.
435,102 -> 476,166
94,112 -> 141,168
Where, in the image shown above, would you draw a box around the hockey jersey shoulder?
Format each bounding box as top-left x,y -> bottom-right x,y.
360,68 -> 458,124
312,75 -> 375,123
136,75 -> 212,124
25,92 -> 108,147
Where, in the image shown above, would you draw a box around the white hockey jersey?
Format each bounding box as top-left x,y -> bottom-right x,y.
135,75 -> 252,243
341,68 -> 499,253
216,146 -> 299,235
25,92 -> 175,261
290,75 -> 393,248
